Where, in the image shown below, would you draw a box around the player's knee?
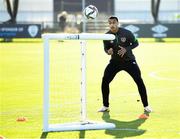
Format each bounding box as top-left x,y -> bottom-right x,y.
134,77 -> 144,85
102,76 -> 111,85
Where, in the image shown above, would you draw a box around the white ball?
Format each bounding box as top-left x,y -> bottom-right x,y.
83,5 -> 98,19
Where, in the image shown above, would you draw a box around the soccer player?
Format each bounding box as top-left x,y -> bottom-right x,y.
98,16 -> 152,113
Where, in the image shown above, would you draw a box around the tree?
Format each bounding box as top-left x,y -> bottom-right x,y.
2,0 -> 19,42
4,0 -> 19,24
151,0 -> 161,24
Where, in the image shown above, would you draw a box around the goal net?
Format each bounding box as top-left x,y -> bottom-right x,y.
49,40 -> 81,125
42,33 -> 115,132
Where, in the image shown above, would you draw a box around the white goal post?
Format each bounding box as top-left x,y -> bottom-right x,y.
42,33 -> 115,132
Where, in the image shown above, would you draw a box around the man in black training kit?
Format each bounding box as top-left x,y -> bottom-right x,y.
98,16 -> 152,113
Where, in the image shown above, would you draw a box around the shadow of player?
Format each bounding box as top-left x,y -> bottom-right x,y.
102,112 -> 147,138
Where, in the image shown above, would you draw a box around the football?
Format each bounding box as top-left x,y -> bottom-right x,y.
83,5 -> 98,19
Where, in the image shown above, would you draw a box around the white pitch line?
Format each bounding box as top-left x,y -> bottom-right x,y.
149,70 -> 180,82
110,86 -> 180,99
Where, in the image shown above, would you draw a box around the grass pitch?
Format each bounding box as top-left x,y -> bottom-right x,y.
0,39 -> 180,139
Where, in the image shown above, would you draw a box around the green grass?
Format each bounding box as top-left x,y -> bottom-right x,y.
0,39 -> 180,139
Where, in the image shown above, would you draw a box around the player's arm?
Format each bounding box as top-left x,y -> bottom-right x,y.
103,40 -> 113,55
125,31 -> 139,51
118,31 -> 138,57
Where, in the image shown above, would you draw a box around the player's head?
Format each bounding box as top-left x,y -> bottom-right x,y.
108,16 -> 119,33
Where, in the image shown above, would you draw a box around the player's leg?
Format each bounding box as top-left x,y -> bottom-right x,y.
99,60 -> 120,112
124,61 -> 152,112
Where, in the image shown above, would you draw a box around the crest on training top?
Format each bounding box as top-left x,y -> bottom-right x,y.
120,37 -> 126,42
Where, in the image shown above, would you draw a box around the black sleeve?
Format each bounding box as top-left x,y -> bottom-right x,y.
103,40 -> 111,54
125,31 -> 139,51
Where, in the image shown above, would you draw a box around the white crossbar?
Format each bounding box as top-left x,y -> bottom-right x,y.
42,33 -> 115,40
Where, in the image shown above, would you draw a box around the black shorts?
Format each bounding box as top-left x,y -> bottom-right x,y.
103,59 -> 141,82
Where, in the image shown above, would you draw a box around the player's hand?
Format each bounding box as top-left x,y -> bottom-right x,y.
117,46 -> 127,57
107,48 -> 113,55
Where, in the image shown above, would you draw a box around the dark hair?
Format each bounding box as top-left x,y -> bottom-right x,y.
108,16 -> 118,22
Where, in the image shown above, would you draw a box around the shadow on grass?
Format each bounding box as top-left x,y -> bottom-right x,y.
40,132 -> 48,139
39,112 -> 147,139
102,112 -> 147,138
0,39 -> 42,43
40,130 -> 85,139
79,130 -> 85,139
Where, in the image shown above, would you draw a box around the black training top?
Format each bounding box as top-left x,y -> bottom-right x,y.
103,27 -> 139,62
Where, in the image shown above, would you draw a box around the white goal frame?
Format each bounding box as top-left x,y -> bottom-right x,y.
42,33 -> 115,132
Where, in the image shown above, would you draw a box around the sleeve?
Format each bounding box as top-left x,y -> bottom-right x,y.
125,31 -> 139,51
103,40 -> 111,54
